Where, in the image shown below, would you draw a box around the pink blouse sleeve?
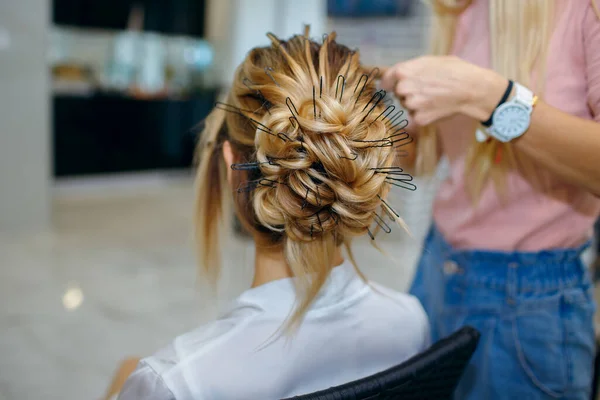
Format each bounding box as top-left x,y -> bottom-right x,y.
584,2 -> 600,122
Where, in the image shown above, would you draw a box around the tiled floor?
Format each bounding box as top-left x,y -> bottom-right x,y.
0,174 -> 434,400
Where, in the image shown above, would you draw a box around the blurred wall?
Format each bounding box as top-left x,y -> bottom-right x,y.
0,0 -> 51,231
206,0 -> 327,87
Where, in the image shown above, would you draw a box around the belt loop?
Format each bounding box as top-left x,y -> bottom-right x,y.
506,261 -> 518,305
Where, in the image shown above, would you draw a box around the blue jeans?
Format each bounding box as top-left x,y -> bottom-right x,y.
411,225 -> 596,399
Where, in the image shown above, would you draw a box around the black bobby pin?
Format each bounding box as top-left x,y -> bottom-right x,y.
277,132 -> 292,142
319,76 -> 323,98
383,97 -> 394,107
388,119 -> 410,133
371,166 -> 409,175
236,178 -> 284,193
316,210 -> 324,232
377,194 -> 400,219
215,102 -> 273,136
335,75 -> 346,102
372,167 -> 416,191
389,132 -> 413,148
215,101 -> 256,116
353,74 -> 369,105
301,187 -> 310,210
367,227 -> 375,240
242,78 -> 272,113
360,90 -> 387,122
313,86 -> 317,120
230,161 -> 272,171
373,212 -> 392,234
372,167 -> 417,191
385,177 -> 417,191
339,150 -> 358,160
264,67 -> 281,87
366,67 -> 380,84
353,138 -> 393,148
344,50 -> 357,79
286,97 -> 300,118
386,110 -> 406,127
370,105 -> 396,126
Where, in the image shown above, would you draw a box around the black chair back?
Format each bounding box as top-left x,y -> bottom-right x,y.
281,326 -> 480,400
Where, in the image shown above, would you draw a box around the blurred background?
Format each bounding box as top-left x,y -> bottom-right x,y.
3,1 -> 594,399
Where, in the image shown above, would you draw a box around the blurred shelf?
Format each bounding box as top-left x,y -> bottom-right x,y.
52,89 -> 218,177
53,0 -> 206,37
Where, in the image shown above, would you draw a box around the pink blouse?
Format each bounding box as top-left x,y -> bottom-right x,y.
433,0 -> 600,251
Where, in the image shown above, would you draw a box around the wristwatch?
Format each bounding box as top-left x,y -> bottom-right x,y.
475,81 -> 537,143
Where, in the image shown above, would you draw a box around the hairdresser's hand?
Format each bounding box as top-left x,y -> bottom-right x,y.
380,55 -> 508,126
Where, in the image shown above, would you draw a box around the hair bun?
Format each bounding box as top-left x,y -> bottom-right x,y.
252,83 -> 396,242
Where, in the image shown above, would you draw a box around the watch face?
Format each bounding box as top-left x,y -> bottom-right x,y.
493,104 -> 530,141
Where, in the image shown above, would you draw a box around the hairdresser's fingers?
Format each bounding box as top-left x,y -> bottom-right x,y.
411,110 -> 438,127
401,94 -> 430,113
393,78 -> 421,98
380,66 -> 398,93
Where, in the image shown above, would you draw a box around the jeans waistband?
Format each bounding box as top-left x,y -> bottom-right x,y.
428,225 -> 591,293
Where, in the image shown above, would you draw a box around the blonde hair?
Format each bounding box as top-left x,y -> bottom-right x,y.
194,28 -> 403,330
418,0 -> 599,200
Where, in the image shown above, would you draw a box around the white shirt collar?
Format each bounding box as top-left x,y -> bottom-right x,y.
228,260 -> 367,316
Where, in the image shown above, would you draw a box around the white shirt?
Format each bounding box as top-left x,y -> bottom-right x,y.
117,261 -> 430,400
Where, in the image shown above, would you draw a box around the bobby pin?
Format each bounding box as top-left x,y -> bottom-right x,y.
277,132 -> 292,142
313,86 -> 317,120
242,78 -> 272,115
388,120 -> 409,133
386,177 -> 417,191
236,177 -> 283,193
316,210 -> 324,233
215,102 -> 274,136
372,167 -> 417,190
367,228 -> 375,240
353,74 -> 369,105
389,132 -> 413,148
264,67 -> 281,87
319,76 -> 323,98
386,109 -> 405,127
366,67 -> 380,84
373,212 -> 392,234
360,90 -> 387,122
286,97 -> 300,119
373,168 -> 416,191
371,166 -> 409,175
301,187 -> 310,210
339,150 -> 358,160
230,161 -> 273,171
344,50 -> 357,79
335,75 -> 346,102
352,138 -> 393,148
377,195 -> 400,219
370,105 -> 396,126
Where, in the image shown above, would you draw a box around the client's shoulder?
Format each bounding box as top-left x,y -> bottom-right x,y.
143,302 -> 262,376
367,282 -> 427,313
364,282 -> 431,343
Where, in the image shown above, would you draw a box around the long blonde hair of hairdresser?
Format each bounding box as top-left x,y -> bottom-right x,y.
194,28 -> 401,331
418,0 -> 600,201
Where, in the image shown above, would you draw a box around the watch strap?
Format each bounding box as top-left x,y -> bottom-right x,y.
481,80 -> 514,127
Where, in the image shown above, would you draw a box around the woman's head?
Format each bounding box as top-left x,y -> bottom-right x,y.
195,28 -> 406,328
